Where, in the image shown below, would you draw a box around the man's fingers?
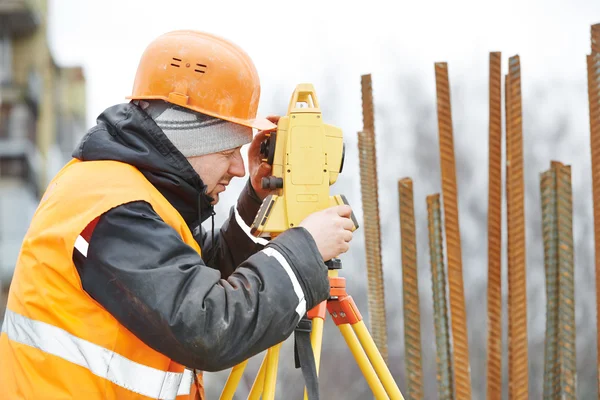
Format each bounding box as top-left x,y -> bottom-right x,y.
259,163 -> 272,174
253,130 -> 269,141
342,230 -> 353,243
334,205 -> 352,218
339,242 -> 350,254
341,217 -> 355,231
252,163 -> 271,183
248,133 -> 270,165
249,132 -> 267,152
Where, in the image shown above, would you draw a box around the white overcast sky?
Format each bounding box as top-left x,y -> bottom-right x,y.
45,0 -> 600,228
47,0 -> 600,129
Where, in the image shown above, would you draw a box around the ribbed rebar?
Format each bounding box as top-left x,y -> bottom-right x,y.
398,178 -> 424,400
358,74 -> 388,362
486,51 -> 503,400
540,168 -> 560,399
556,162 -> 577,399
587,50 -> 600,398
362,74 -> 376,135
505,55 -> 529,400
427,194 -> 455,400
434,62 -> 472,399
357,130 -> 388,363
592,23 -> 600,54
505,74 -> 514,400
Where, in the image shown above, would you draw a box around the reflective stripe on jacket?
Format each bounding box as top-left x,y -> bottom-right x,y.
0,159 -> 203,400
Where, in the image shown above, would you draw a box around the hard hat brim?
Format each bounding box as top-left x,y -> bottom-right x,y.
239,116 -> 277,131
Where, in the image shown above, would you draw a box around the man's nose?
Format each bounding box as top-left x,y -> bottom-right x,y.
229,151 -> 245,177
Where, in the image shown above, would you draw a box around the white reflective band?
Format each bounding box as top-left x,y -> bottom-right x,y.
178,369 -> 194,396
234,206 -> 269,246
1,310 -> 191,400
74,235 -> 89,257
262,247 -> 307,317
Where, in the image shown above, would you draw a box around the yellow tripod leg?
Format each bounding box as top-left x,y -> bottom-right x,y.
262,342 -> 282,400
353,321 -> 405,400
303,315 -> 325,400
310,317 -> 325,371
338,324 -> 390,400
220,360 -> 248,400
247,354 -> 267,400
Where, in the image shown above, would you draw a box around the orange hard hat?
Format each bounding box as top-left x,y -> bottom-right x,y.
127,30 -> 276,131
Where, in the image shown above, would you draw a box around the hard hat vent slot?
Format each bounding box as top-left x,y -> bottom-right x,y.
195,63 -> 207,74
171,58 -> 182,68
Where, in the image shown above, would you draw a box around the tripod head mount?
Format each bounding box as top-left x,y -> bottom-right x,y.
325,259 -> 342,270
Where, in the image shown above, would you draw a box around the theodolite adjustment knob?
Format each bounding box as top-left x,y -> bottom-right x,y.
261,176 -> 284,190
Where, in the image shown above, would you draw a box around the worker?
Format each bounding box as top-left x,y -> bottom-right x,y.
0,30 -> 355,400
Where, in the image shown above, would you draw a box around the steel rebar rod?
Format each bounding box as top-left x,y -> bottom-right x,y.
505,55 -> 529,400
540,167 -> 559,399
357,131 -> 387,363
358,74 -> 388,362
592,23 -> 600,54
434,62 -> 472,399
504,72 -> 514,400
486,51 -> 503,400
427,194 -> 455,400
587,48 -> 600,397
398,178 -> 424,400
555,162 -> 577,399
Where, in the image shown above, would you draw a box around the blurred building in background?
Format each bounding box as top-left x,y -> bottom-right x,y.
0,0 -> 86,313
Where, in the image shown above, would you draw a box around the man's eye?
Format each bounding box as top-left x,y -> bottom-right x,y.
222,148 -> 240,157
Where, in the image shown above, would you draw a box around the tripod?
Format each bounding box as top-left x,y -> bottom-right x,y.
219,259 -> 405,400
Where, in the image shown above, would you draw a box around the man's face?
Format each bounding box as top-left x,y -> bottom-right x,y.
187,146 -> 246,205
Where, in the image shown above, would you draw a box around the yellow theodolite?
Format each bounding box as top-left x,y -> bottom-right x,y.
219,84 -> 404,400
250,83 -> 355,236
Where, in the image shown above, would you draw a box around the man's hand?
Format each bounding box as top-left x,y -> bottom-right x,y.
299,205 -> 354,261
248,115 -> 280,200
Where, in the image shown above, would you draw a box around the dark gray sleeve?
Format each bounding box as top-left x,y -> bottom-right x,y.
200,179 -> 267,279
73,200 -> 329,372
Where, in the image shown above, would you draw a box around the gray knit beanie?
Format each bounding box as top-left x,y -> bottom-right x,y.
139,100 -> 253,157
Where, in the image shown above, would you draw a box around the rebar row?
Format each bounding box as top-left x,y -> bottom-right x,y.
486,51 -> 503,400
434,62 -> 472,399
398,178 -> 424,400
427,194 -> 455,400
505,55 -> 529,400
351,22 -> 599,400
358,73 -> 388,362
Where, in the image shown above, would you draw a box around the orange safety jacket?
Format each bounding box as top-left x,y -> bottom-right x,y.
0,159 -> 204,400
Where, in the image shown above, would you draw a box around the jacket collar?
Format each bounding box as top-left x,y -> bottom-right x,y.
72,102 -> 215,227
